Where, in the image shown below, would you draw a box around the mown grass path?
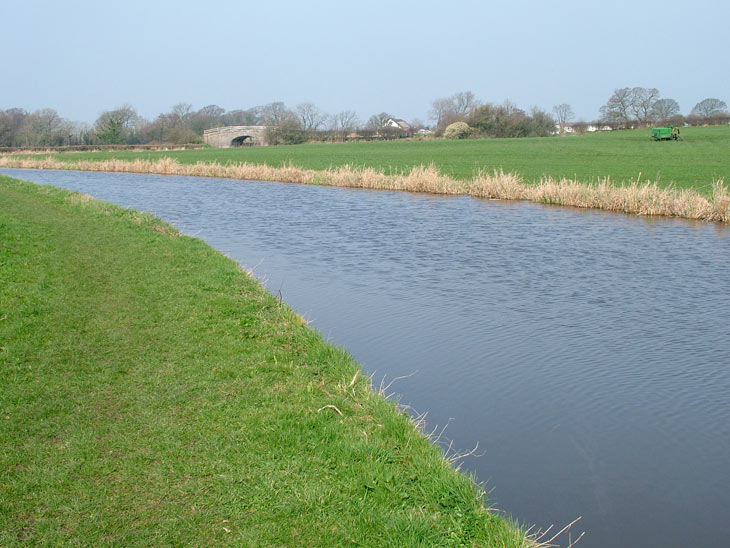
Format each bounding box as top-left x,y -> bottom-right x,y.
0,176 -> 528,547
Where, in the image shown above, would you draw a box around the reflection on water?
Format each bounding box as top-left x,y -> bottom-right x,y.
4,168 -> 730,548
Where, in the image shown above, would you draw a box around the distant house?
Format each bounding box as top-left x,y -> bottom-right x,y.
586,124 -> 613,132
416,128 -> 434,135
557,122 -> 613,134
375,118 -> 412,139
384,118 -> 412,132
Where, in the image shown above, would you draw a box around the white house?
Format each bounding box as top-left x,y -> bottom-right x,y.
557,122 -> 614,134
383,118 -> 412,132
586,124 -> 613,132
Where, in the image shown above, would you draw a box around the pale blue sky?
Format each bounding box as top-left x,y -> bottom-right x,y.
1,0 -> 728,125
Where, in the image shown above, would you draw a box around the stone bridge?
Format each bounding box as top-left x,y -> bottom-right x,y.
203,125 -> 268,147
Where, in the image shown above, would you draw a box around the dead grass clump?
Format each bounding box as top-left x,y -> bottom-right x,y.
516,175 -> 729,223
710,181 -> 730,222
394,164 -> 463,195
470,170 -> 525,200
151,223 -> 180,236
66,192 -> 95,205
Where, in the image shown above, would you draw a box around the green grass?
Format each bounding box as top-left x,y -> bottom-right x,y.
20,125 -> 730,192
0,175 -> 528,547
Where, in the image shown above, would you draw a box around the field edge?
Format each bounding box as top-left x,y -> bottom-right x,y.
1,156 -> 728,223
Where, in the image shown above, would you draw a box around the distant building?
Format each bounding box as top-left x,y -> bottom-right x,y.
586,124 -> 613,132
556,122 -> 613,134
384,118 -> 412,132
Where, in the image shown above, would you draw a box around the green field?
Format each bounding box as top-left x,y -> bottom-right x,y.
0,175 -> 528,547
25,125 -> 730,192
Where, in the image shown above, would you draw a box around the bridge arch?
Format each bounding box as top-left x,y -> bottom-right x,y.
231,135 -> 252,147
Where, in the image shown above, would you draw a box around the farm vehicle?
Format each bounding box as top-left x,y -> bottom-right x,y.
651,126 -> 680,141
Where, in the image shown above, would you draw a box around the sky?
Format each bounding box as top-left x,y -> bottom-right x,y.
1,0 -> 728,126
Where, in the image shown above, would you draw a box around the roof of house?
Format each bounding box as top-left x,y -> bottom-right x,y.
385,118 -> 411,130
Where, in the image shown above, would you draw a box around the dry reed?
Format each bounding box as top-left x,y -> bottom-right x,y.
1,155 -> 728,223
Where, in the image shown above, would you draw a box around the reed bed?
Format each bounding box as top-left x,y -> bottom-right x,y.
1,155 -> 728,223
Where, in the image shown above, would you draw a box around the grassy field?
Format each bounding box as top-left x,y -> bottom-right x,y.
0,175 -> 530,547
14,125 -> 730,192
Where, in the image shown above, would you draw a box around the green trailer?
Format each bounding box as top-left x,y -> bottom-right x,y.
652,126 -> 680,141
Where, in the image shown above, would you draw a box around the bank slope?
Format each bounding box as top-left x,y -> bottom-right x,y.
0,175 -> 529,547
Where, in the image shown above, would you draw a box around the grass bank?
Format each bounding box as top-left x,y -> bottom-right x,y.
0,175 -> 531,547
6,125 -> 730,191
1,155 -> 729,223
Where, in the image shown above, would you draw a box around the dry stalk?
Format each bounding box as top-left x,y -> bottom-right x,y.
348,370 -> 359,388
531,516 -> 585,548
445,441 -> 485,468
376,371 -> 417,401
317,404 -> 343,416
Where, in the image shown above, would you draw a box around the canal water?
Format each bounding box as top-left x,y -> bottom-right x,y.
4,168 -> 729,548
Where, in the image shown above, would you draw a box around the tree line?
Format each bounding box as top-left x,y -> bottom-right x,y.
0,95 -> 557,147
597,88 -> 728,129
1,89 -> 727,148
0,102 -> 364,148
426,89 -> 727,138
429,92 -> 556,138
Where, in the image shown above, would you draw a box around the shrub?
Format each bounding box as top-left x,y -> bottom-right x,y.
572,121 -> 588,135
264,121 -> 306,145
443,121 -> 472,139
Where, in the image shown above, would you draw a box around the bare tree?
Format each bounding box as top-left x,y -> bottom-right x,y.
259,102 -> 291,126
629,87 -> 660,124
599,88 -> 633,127
552,103 -> 574,131
96,104 -> 140,128
171,103 -> 193,128
429,97 -> 453,127
690,98 -> 728,117
296,102 -> 328,131
190,104 -> 225,134
429,91 -> 480,129
0,112 -> 11,146
198,104 -> 225,119
452,91 -> 480,116
67,121 -> 91,145
410,118 -> 425,131
651,98 -> 680,121
501,99 -> 521,116
365,112 -> 394,130
329,110 -> 360,141
18,108 -> 65,146
600,87 -> 661,126
145,106 -> 202,144
0,108 -> 27,147
222,109 -> 260,126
